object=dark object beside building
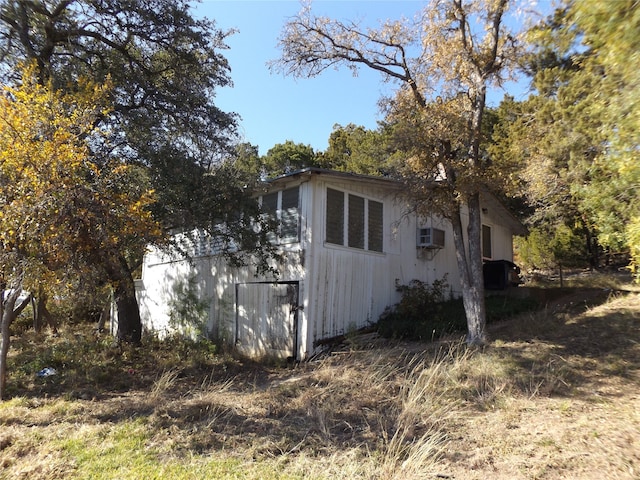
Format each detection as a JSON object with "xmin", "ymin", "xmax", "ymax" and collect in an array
[{"xmin": 483, "ymin": 260, "xmax": 522, "ymax": 290}]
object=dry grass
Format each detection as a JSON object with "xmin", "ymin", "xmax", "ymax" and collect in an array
[
  {"xmin": 439, "ymin": 288, "xmax": 640, "ymax": 479},
  {"xmin": 0, "ymin": 277, "xmax": 639, "ymax": 479}
]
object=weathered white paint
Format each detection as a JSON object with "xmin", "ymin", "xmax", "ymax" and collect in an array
[
  {"xmin": 135, "ymin": 169, "xmax": 524, "ymax": 360},
  {"xmin": 236, "ymin": 282, "xmax": 298, "ymax": 360}
]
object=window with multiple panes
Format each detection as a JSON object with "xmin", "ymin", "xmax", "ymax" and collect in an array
[
  {"xmin": 180, "ymin": 226, "xmax": 235, "ymax": 258},
  {"xmin": 482, "ymin": 224, "xmax": 492, "ymax": 259},
  {"xmin": 325, "ymin": 187, "xmax": 383, "ymax": 252},
  {"xmin": 261, "ymin": 187, "xmax": 300, "ymax": 244},
  {"xmin": 280, "ymin": 187, "xmax": 300, "ymax": 242}
]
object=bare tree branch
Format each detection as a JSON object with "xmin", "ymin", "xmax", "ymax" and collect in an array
[{"xmin": 272, "ymin": 0, "xmax": 523, "ymax": 345}]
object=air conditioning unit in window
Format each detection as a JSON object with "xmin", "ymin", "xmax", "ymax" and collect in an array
[{"xmin": 417, "ymin": 227, "xmax": 445, "ymax": 249}]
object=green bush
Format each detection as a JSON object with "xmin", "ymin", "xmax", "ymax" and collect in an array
[
  {"xmin": 377, "ymin": 278, "xmax": 539, "ymax": 341},
  {"xmin": 516, "ymin": 225, "xmax": 589, "ymax": 271}
]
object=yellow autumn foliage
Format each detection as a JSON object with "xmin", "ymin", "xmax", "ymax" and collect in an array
[{"xmin": 0, "ymin": 63, "xmax": 161, "ymax": 291}]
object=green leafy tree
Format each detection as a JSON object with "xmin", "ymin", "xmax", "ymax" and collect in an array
[
  {"xmin": 516, "ymin": 225, "xmax": 587, "ymax": 272},
  {"xmin": 569, "ymin": 0, "xmax": 640, "ymax": 276},
  {"xmin": 0, "ymin": 66, "xmax": 161, "ymax": 398},
  {"xmin": 231, "ymin": 142, "xmax": 263, "ymax": 182},
  {"xmin": 0, "ymin": 0, "xmax": 271, "ymax": 342},
  {"xmin": 321, "ymin": 123, "xmax": 390, "ymax": 175},
  {"xmin": 495, "ymin": 0, "xmax": 639, "ymax": 276},
  {"xmin": 272, "ymin": 0, "xmax": 522, "ymax": 345},
  {"xmin": 488, "ymin": 90, "xmax": 600, "ymax": 268},
  {"xmin": 262, "ymin": 140, "xmax": 321, "ymax": 178}
]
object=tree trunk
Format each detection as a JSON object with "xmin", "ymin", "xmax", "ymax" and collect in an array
[
  {"xmin": 31, "ymin": 295, "xmax": 39, "ymax": 332},
  {"xmin": 587, "ymin": 228, "xmax": 599, "ymax": 269},
  {"xmin": 34, "ymin": 288, "xmax": 57, "ymax": 335},
  {"xmin": 109, "ymin": 256, "xmax": 142, "ymax": 344},
  {"xmin": 465, "ymin": 193, "xmax": 487, "ymax": 344},
  {"xmin": 0, "ymin": 290, "xmax": 32, "ymax": 400},
  {"xmin": 96, "ymin": 298, "xmax": 110, "ymax": 333},
  {"xmin": 0, "ymin": 294, "xmax": 14, "ymax": 401},
  {"xmin": 450, "ymin": 194, "xmax": 487, "ymax": 346}
]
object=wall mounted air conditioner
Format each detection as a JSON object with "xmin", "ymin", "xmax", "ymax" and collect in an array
[{"xmin": 417, "ymin": 227, "xmax": 445, "ymax": 249}]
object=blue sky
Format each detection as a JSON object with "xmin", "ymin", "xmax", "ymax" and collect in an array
[{"xmin": 196, "ymin": 0, "xmax": 549, "ymax": 155}]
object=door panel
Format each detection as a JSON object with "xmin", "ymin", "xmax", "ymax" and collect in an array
[{"xmin": 236, "ymin": 282, "xmax": 298, "ymax": 360}]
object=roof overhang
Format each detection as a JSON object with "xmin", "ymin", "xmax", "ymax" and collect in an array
[
  {"xmin": 265, "ymin": 167, "xmax": 402, "ymax": 190},
  {"xmin": 262, "ymin": 168, "xmax": 527, "ymax": 236},
  {"xmin": 480, "ymin": 187, "xmax": 528, "ymax": 236}
]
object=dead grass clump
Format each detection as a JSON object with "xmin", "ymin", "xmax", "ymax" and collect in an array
[
  {"xmin": 235, "ymin": 349, "xmax": 457, "ymax": 478},
  {"xmin": 376, "ymin": 354, "xmax": 456, "ymax": 479},
  {"xmin": 268, "ymin": 351, "xmax": 402, "ymax": 447},
  {"xmin": 150, "ymin": 368, "xmax": 182, "ymax": 400},
  {"xmin": 1, "ymin": 284, "xmax": 638, "ymax": 479}
]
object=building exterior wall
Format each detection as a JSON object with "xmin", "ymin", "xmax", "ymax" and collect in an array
[
  {"xmin": 135, "ymin": 170, "xmax": 519, "ymax": 360},
  {"xmin": 137, "ymin": 175, "xmax": 310, "ymax": 358},
  {"xmin": 303, "ymin": 175, "xmax": 462, "ymax": 351}
]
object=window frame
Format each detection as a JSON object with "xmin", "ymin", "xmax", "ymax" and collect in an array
[
  {"xmin": 482, "ymin": 224, "xmax": 492, "ymax": 259},
  {"xmin": 325, "ymin": 187, "xmax": 384, "ymax": 253},
  {"xmin": 260, "ymin": 186, "xmax": 300, "ymax": 245}
]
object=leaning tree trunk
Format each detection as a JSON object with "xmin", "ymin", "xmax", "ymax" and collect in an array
[
  {"xmin": 450, "ymin": 194, "xmax": 487, "ymax": 345},
  {"xmin": 96, "ymin": 298, "xmax": 110, "ymax": 333},
  {"xmin": 0, "ymin": 293, "xmax": 15, "ymax": 400},
  {"xmin": 33, "ymin": 288, "xmax": 57, "ymax": 334},
  {"xmin": 0, "ymin": 289, "xmax": 32, "ymax": 400},
  {"xmin": 108, "ymin": 256, "xmax": 142, "ymax": 344}
]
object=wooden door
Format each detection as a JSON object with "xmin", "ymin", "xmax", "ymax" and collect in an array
[{"xmin": 235, "ymin": 282, "xmax": 299, "ymax": 360}]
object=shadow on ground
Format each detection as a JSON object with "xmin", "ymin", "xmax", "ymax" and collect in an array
[
  {"xmin": 3, "ymin": 287, "xmax": 639, "ymax": 459},
  {"xmin": 489, "ymin": 289, "xmax": 640, "ymax": 399}
]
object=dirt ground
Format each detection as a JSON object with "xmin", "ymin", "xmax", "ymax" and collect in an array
[
  {"xmin": 1, "ymin": 284, "xmax": 639, "ymax": 479},
  {"xmin": 437, "ymin": 289, "xmax": 640, "ymax": 479}
]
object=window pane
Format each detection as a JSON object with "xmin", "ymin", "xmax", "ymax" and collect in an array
[
  {"xmin": 281, "ymin": 187, "xmax": 299, "ymax": 210},
  {"xmin": 348, "ymin": 194, "xmax": 365, "ymax": 249},
  {"xmin": 368, "ymin": 200, "xmax": 383, "ymax": 252},
  {"xmin": 261, "ymin": 192, "xmax": 278, "ymax": 214},
  {"xmin": 195, "ymin": 231, "xmax": 208, "ymax": 257},
  {"xmin": 281, "ymin": 187, "xmax": 300, "ymax": 242},
  {"xmin": 482, "ymin": 224, "xmax": 492, "ymax": 259},
  {"xmin": 326, "ymin": 188, "xmax": 344, "ymax": 245},
  {"xmin": 261, "ymin": 192, "xmax": 278, "ymax": 244}
]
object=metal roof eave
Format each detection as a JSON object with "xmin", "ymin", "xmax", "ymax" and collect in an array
[{"xmin": 261, "ymin": 168, "xmax": 527, "ymax": 236}]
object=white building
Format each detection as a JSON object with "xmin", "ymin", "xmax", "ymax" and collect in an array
[{"xmin": 135, "ymin": 168, "xmax": 525, "ymax": 360}]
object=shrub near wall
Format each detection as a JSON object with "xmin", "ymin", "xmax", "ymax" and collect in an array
[
  {"xmin": 377, "ymin": 278, "xmax": 458, "ymax": 341},
  {"xmin": 377, "ymin": 278, "xmax": 538, "ymax": 341}
]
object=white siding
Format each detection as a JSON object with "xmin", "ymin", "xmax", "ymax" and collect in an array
[
  {"xmin": 303, "ymin": 177, "xmax": 464, "ymax": 349},
  {"xmin": 481, "ymin": 207, "xmax": 515, "ymax": 262},
  {"xmin": 236, "ymin": 282, "xmax": 298, "ymax": 360},
  {"xmin": 136, "ymin": 170, "xmax": 520, "ymax": 360},
  {"xmin": 138, "ymin": 178, "xmax": 309, "ymax": 358}
]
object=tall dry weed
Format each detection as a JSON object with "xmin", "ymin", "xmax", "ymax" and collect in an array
[
  {"xmin": 376, "ymin": 347, "xmax": 468, "ymax": 479},
  {"xmin": 150, "ymin": 368, "xmax": 181, "ymax": 400}
]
